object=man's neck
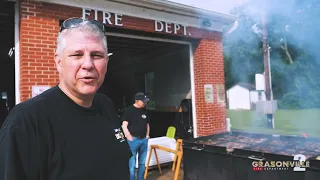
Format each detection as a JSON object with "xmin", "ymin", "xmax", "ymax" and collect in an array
[{"xmin": 58, "ymin": 83, "xmax": 94, "ymax": 108}]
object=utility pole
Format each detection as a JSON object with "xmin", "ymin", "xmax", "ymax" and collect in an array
[
  {"xmin": 262, "ymin": 13, "xmax": 271, "ymax": 101},
  {"xmin": 261, "ymin": 11, "xmax": 274, "ymax": 129}
]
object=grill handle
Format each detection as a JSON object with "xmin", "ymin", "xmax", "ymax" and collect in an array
[
  {"xmin": 191, "ymin": 146, "xmax": 204, "ymax": 151},
  {"xmin": 248, "ymin": 155, "xmax": 265, "ymax": 161}
]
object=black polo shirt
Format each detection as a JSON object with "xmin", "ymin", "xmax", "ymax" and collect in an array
[
  {"xmin": 0, "ymin": 85, "xmax": 132, "ymax": 180},
  {"xmin": 121, "ymin": 105, "xmax": 149, "ymax": 137}
]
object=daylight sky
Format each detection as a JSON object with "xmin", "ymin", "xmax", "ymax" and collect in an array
[{"xmin": 168, "ymin": 0, "xmax": 248, "ymax": 14}]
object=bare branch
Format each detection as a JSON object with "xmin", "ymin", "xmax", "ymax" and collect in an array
[{"xmin": 281, "ymin": 36, "xmax": 294, "ymax": 64}]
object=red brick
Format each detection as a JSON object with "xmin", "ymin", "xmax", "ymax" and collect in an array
[{"xmin": 193, "ymin": 38, "xmax": 226, "ymax": 136}]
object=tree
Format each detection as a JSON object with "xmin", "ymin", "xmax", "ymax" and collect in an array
[{"xmin": 223, "ymin": 0, "xmax": 320, "ymax": 109}]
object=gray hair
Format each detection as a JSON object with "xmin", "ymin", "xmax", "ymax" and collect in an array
[{"xmin": 55, "ymin": 21, "xmax": 108, "ymax": 57}]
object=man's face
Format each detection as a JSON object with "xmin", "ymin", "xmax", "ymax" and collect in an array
[
  {"xmin": 136, "ymin": 100, "xmax": 146, "ymax": 108},
  {"xmin": 55, "ymin": 30, "xmax": 108, "ymax": 96}
]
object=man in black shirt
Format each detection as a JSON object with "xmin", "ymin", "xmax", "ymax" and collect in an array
[
  {"xmin": 122, "ymin": 92, "xmax": 150, "ymax": 180},
  {"xmin": 0, "ymin": 18, "xmax": 132, "ymax": 180}
]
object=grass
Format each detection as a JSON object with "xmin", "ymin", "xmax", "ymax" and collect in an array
[{"xmin": 227, "ymin": 109, "xmax": 320, "ymax": 137}]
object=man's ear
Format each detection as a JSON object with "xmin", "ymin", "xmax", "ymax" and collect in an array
[{"xmin": 54, "ymin": 53, "xmax": 62, "ymax": 73}]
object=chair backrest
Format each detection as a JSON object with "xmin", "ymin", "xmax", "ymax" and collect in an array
[{"xmin": 166, "ymin": 126, "xmax": 176, "ymax": 138}]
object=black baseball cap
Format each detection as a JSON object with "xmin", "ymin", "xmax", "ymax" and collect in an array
[{"xmin": 135, "ymin": 92, "xmax": 150, "ymax": 103}]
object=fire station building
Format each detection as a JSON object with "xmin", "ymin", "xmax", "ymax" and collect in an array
[{"xmin": 0, "ymin": 0, "xmax": 236, "ymax": 137}]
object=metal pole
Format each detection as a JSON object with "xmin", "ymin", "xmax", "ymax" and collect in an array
[
  {"xmin": 261, "ymin": 11, "xmax": 274, "ymax": 129},
  {"xmin": 268, "ymin": 45, "xmax": 275, "ymax": 129},
  {"xmin": 267, "ymin": 46, "xmax": 273, "ymax": 100},
  {"xmin": 262, "ymin": 14, "xmax": 271, "ymax": 101}
]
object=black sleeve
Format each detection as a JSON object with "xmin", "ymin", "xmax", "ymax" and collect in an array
[
  {"xmin": 146, "ymin": 110, "xmax": 150, "ymax": 124},
  {"xmin": 0, "ymin": 107, "xmax": 47, "ymax": 180},
  {"xmin": 121, "ymin": 108, "xmax": 131, "ymax": 123}
]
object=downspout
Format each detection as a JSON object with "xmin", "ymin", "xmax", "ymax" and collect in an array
[{"xmin": 14, "ymin": 0, "xmax": 21, "ymax": 104}]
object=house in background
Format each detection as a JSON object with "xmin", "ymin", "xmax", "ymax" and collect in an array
[{"xmin": 226, "ymin": 83, "xmax": 266, "ymax": 110}]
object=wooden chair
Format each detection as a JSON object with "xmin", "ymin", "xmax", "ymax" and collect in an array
[{"xmin": 144, "ymin": 139, "xmax": 183, "ymax": 180}]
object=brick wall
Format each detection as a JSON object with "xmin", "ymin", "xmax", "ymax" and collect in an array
[
  {"xmin": 20, "ymin": 0, "xmax": 226, "ymax": 136},
  {"xmin": 193, "ymin": 37, "xmax": 227, "ymax": 136},
  {"xmin": 20, "ymin": 1, "xmax": 81, "ymax": 101}
]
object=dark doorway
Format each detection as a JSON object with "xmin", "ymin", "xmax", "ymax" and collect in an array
[
  {"xmin": 98, "ymin": 33, "xmax": 193, "ymax": 138},
  {"xmin": 0, "ymin": 1, "xmax": 15, "ymax": 128}
]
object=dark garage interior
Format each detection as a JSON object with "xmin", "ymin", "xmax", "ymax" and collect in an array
[
  {"xmin": 99, "ymin": 34, "xmax": 194, "ymax": 138},
  {"xmin": 0, "ymin": 1, "xmax": 15, "ymax": 128}
]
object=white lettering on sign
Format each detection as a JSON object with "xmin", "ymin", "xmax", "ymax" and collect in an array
[
  {"xmin": 114, "ymin": 14, "xmax": 123, "ymax": 26},
  {"xmin": 293, "ymin": 154, "xmax": 308, "ymax": 172},
  {"xmin": 82, "ymin": 8, "xmax": 190, "ymax": 35},
  {"xmin": 82, "ymin": 8, "xmax": 123, "ymax": 27},
  {"xmin": 102, "ymin": 12, "xmax": 112, "ymax": 24},
  {"xmin": 32, "ymin": 85, "xmax": 51, "ymax": 98},
  {"xmin": 154, "ymin": 20, "xmax": 190, "ymax": 36}
]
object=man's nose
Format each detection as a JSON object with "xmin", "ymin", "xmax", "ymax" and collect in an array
[{"xmin": 81, "ymin": 54, "xmax": 94, "ymax": 69}]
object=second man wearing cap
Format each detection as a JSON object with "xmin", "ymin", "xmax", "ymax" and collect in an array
[{"xmin": 121, "ymin": 92, "xmax": 150, "ymax": 180}]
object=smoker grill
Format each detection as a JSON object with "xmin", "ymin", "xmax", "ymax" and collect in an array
[{"xmin": 183, "ymin": 131, "xmax": 320, "ymax": 180}]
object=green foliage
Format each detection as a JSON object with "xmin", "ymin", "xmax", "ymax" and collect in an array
[{"xmin": 224, "ymin": 0, "xmax": 320, "ymax": 109}]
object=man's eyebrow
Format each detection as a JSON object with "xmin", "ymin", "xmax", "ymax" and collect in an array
[
  {"xmin": 70, "ymin": 50, "xmax": 83, "ymax": 54},
  {"xmin": 91, "ymin": 51, "xmax": 105, "ymax": 55}
]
